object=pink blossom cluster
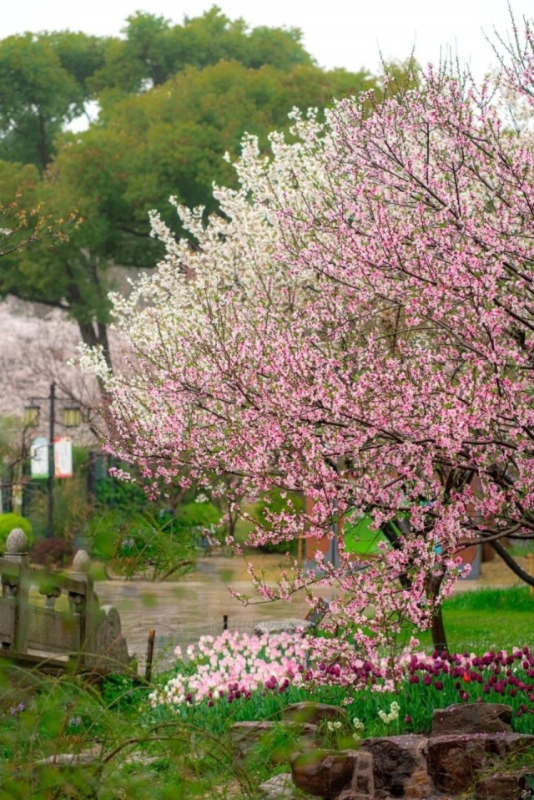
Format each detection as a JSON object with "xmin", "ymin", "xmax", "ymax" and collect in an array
[{"xmin": 150, "ymin": 630, "xmax": 311, "ymax": 707}]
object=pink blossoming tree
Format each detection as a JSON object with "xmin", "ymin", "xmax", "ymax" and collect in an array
[{"xmin": 83, "ymin": 18, "xmax": 534, "ymax": 659}]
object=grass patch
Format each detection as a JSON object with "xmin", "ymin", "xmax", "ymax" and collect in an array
[
  {"xmin": 412, "ymin": 587, "xmax": 534, "ymax": 653},
  {"xmin": 445, "ymin": 586, "xmax": 534, "ymax": 612}
]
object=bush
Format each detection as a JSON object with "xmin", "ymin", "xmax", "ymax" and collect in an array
[
  {"xmin": 173, "ymin": 501, "xmax": 222, "ymax": 535},
  {"xmin": 253, "ymin": 490, "xmax": 304, "ymax": 554},
  {"xmin": 30, "ymin": 537, "xmax": 73, "ymax": 568},
  {"xmin": 85, "ymin": 507, "xmax": 202, "ymax": 580},
  {"xmin": 0, "ymin": 513, "xmax": 33, "ymax": 553}
]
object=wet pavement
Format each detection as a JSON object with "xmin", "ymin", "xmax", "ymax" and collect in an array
[
  {"xmin": 94, "ymin": 553, "xmax": 333, "ymax": 661},
  {"xmin": 93, "ymin": 551, "xmax": 531, "ymax": 665}
]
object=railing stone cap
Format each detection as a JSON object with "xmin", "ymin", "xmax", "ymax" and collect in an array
[
  {"xmin": 6, "ymin": 528, "xmax": 29, "ymax": 554},
  {"xmin": 72, "ymin": 549, "xmax": 91, "ymax": 574}
]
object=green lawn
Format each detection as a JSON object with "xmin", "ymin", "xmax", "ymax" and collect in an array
[{"xmin": 417, "ymin": 587, "xmax": 534, "ymax": 652}]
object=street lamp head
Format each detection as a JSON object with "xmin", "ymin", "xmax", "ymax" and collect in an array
[
  {"xmin": 23, "ymin": 403, "xmax": 40, "ymax": 427},
  {"xmin": 63, "ymin": 405, "xmax": 80, "ymax": 428}
]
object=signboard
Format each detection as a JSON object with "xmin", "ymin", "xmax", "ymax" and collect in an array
[
  {"xmin": 54, "ymin": 437, "xmax": 73, "ymax": 478},
  {"xmin": 30, "ymin": 436, "xmax": 49, "ymax": 479}
]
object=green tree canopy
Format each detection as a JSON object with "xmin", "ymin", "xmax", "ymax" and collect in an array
[
  {"xmin": 91, "ymin": 6, "xmax": 313, "ymax": 98},
  {"xmin": 0, "ymin": 32, "xmax": 106, "ymax": 171},
  {"xmin": 0, "ymin": 6, "xmax": 417, "ymax": 365},
  {"xmin": 49, "ymin": 59, "xmax": 378, "ymax": 269}
]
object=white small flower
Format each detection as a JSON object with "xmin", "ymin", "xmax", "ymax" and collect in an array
[{"xmin": 327, "ymin": 721, "xmax": 341, "ymax": 732}]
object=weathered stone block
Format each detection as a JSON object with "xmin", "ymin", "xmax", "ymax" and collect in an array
[
  {"xmin": 231, "ymin": 721, "xmax": 276, "ymax": 759},
  {"xmin": 427, "ymin": 732, "xmax": 534, "ymax": 794},
  {"xmin": 361, "ymin": 734, "xmax": 431, "ymax": 799},
  {"xmin": 283, "ymin": 702, "xmax": 347, "ymax": 727},
  {"xmin": 259, "ymin": 772, "xmax": 302, "ymax": 799},
  {"xmin": 231, "ymin": 720, "xmax": 318, "ymax": 762},
  {"xmin": 254, "ymin": 619, "xmax": 312, "ymax": 636},
  {"xmin": 431, "ymin": 702, "xmax": 512, "ymax": 736},
  {"xmin": 291, "ymin": 749, "xmax": 358, "ymax": 798},
  {"xmin": 475, "ymin": 771, "xmax": 534, "ymax": 800}
]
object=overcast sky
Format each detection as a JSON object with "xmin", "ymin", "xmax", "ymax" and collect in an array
[{"xmin": 1, "ymin": 1, "xmax": 533, "ymax": 80}]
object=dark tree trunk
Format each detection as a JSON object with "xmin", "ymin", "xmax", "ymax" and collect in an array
[
  {"xmin": 430, "ymin": 605, "xmax": 448, "ymax": 652},
  {"xmin": 427, "ymin": 573, "xmax": 448, "ymax": 652}
]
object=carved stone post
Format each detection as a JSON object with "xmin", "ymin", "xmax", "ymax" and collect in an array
[
  {"xmin": 4, "ymin": 529, "xmax": 30, "ymax": 653},
  {"xmin": 69, "ymin": 550, "xmax": 96, "ymax": 668}
]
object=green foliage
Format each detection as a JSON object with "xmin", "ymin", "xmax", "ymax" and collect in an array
[
  {"xmin": 0, "ymin": 34, "xmax": 92, "ymax": 171},
  {"xmin": 0, "ymin": 513, "xmax": 33, "ymax": 552},
  {"xmin": 95, "ymin": 472, "xmax": 149, "ymax": 512},
  {"xmin": 28, "ymin": 475, "xmax": 92, "ymax": 541},
  {"xmin": 253, "ymin": 489, "xmax": 304, "ymax": 553},
  {"xmin": 0, "ymin": 666, "xmax": 246, "ymax": 799},
  {"xmin": 173, "ymin": 501, "xmax": 222, "ymax": 534},
  {"xmin": 86, "ymin": 507, "xmax": 202, "ymax": 580},
  {"xmin": 91, "ymin": 7, "xmax": 313, "ymax": 96}
]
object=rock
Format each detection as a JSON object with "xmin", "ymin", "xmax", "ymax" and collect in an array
[
  {"xmin": 475, "ymin": 771, "xmax": 534, "ymax": 800},
  {"xmin": 427, "ymin": 732, "xmax": 534, "ymax": 795},
  {"xmin": 283, "ymin": 702, "xmax": 347, "ymax": 727},
  {"xmin": 37, "ymin": 753, "xmax": 99, "ymax": 766},
  {"xmin": 431, "ymin": 702, "xmax": 512, "ymax": 736},
  {"xmin": 337, "ymin": 751, "xmax": 375, "ymax": 800},
  {"xmin": 291, "ymin": 749, "xmax": 359, "ymax": 798},
  {"xmin": 259, "ymin": 772, "xmax": 302, "ymax": 799},
  {"xmin": 34, "ymin": 752, "xmax": 102, "ymax": 799},
  {"xmin": 231, "ymin": 721, "xmax": 275, "ymax": 759},
  {"xmin": 231, "ymin": 720, "xmax": 317, "ymax": 762},
  {"xmin": 361, "ymin": 735, "xmax": 432, "ymax": 799},
  {"xmin": 254, "ymin": 619, "xmax": 312, "ymax": 636}
]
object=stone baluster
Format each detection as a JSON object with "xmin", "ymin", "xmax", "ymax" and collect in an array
[
  {"xmin": 40, "ymin": 585, "xmax": 62, "ymax": 609},
  {"xmin": 68, "ymin": 549, "xmax": 91, "ymax": 607}
]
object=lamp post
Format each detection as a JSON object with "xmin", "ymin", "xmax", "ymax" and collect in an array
[{"xmin": 24, "ymin": 382, "xmax": 80, "ymax": 539}]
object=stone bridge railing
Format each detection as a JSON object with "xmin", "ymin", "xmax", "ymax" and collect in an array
[{"xmin": 0, "ymin": 528, "xmax": 130, "ymax": 673}]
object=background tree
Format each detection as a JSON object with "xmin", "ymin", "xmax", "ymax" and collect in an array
[
  {"xmin": 0, "ymin": 9, "xmax": 400, "ymax": 365},
  {"xmin": 89, "ymin": 19, "xmax": 534, "ymax": 660},
  {"xmin": 0, "ymin": 32, "xmax": 106, "ymax": 171},
  {"xmin": 90, "ymin": 7, "xmax": 313, "ymax": 97}
]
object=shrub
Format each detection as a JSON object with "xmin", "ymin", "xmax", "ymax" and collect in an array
[
  {"xmin": 173, "ymin": 501, "xmax": 222, "ymax": 535},
  {"xmin": 0, "ymin": 513, "xmax": 33, "ymax": 553},
  {"xmin": 30, "ymin": 537, "xmax": 73, "ymax": 568},
  {"xmin": 253, "ymin": 490, "xmax": 304, "ymax": 554},
  {"xmin": 85, "ymin": 507, "xmax": 201, "ymax": 580}
]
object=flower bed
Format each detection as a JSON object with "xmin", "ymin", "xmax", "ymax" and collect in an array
[{"xmin": 150, "ymin": 633, "xmax": 534, "ymax": 736}]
